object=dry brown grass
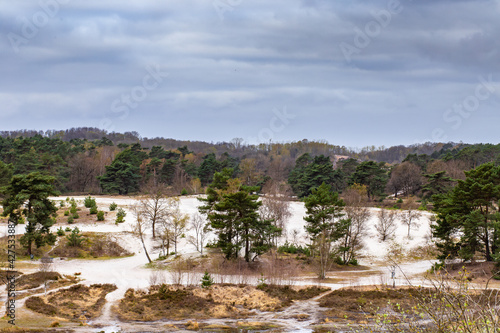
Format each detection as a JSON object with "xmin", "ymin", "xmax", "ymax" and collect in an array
[
  {"xmin": 0, "ymin": 270, "xmax": 22, "ymax": 285},
  {"xmin": 256, "ymin": 285, "xmax": 329, "ymax": 308},
  {"xmin": 0, "ymin": 328, "xmax": 62, "ymax": 332},
  {"xmin": 193, "ymin": 285, "xmax": 281, "ymax": 312},
  {"xmin": 406, "ymin": 243, "xmax": 438, "ymax": 261},
  {"xmin": 25, "ymin": 283, "xmax": 117, "ymax": 321},
  {"xmin": 0, "ymin": 234, "xmax": 52, "ymax": 260},
  {"xmin": 116, "ymin": 285, "xmax": 224, "ymax": 321},
  {"xmin": 15, "ymin": 271, "xmax": 62, "ymax": 290},
  {"xmin": 439, "ymin": 261, "xmax": 500, "ymax": 284},
  {"xmin": 14, "ymin": 272, "xmax": 80, "ymax": 300},
  {"xmin": 116, "ymin": 283, "xmax": 327, "ymax": 322},
  {"xmin": 319, "ymin": 286, "xmax": 418, "ymax": 323}
]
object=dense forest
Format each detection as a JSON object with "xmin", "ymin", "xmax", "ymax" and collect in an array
[{"xmin": 0, "ymin": 127, "xmax": 499, "ymax": 200}]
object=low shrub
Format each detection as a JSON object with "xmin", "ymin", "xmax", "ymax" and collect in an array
[
  {"xmin": 84, "ymin": 196, "xmax": 96, "ymax": 208},
  {"xmin": 116, "ymin": 208, "xmax": 126, "ymax": 223},
  {"xmin": 25, "ymin": 296, "xmax": 58, "ymax": 316},
  {"xmin": 67, "ymin": 228, "xmax": 85, "ymax": 247},
  {"xmin": 200, "ymin": 271, "xmax": 214, "ymax": 289},
  {"xmin": 16, "ymin": 271, "xmax": 62, "ymax": 290},
  {"xmin": 90, "ymin": 206, "xmax": 98, "ymax": 215},
  {"xmin": 278, "ymin": 242, "xmax": 310, "ymax": 256},
  {"xmin": 334, "ymin": 256, "xmax": 359, "ymax": 266}
]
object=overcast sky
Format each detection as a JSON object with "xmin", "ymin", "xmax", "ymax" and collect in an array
[{"xmin": 1, "ymin": 0, "xmax": 499, "ymax": 148}]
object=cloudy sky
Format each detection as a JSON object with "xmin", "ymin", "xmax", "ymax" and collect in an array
[{"xmin": 1, "ymin": 0, "xmax": 499, "ymax": 148}]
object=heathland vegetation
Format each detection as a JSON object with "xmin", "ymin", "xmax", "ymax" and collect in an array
[{"xmin": 2, "ymin": 128, "xmax": 500, "ymax": 331}]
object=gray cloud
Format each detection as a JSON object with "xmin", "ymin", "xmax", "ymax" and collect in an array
[{"xmin": 0, "ymin": 0, "xmax": 499, "ymax": 147}]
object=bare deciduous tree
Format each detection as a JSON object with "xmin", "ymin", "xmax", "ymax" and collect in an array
[
  {"xmin": 166, "ymin": 197, "xmax": 188, "ymax": 253},
  {"xmin": 187, "ymin": 213, "xmax": 210, "ymax": 255},
  {"xmin": 387, "ymin": 162, "xmax": 423, "ymax": 197},
  {"xmin": 131, "ymin": 204, "xmax": 152, "ymax": 263},
  {"xmin": 400, "ymin": 207, "xmax": 421, "ymax": 239},
  {"xmin": 138, "ymin": 185, "xmax": 170, "ymax": 238},
  {"xmin": 148, "ymin": 269, "xmax": 166, "ymax": 287},
  {"xmin": 172, "ymin": 165, "xmax": 189, "ymax": 194},
  {"xmin": 189, "ymin": 178, "xmax": 202, "ymax": 194},
  {"xmin": 342, "ymin": 206, "xmax": 371, "ymax": 264},
  {"xmin": 341, "ymin": 185, "xmax": 371, "ymax": 264},
  {"xmin": 427, "ymin": 159, "xmax": 467, "ymax": 181},
  {"xmin": 230, "ymin": 137, "xmax": 244, "ymax": 150},
  {"xmin": 39, "ymin": 256, "xmax": 53, "ymax": 296},
  {"xmin": 156, "ymin": 217, "xmax": 173, "ymax": 257},
  {"xmin": 168, "ymin": 258, "xmax": 194, "ymax": 286},
  {"xmin": 259, "ymin": 181, "xmax": 292, "ymax": 246},
  {"xmin": 67, "ymin": 146, "xmax": 117, "ymax": 193},
  {"xmin": 67, "ymin": 153, "xmax": 98, "ymax": 193},
  {"xmin": 375, "ymin": 209, "xmax": 398, "ymax": 242},
  {"xmin": 239, "ymin": 158, "xmax": 262, "ymax": 186}
]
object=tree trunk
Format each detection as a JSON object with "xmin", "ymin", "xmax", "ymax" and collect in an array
[
  {"xmin": 485, "ymin": 225, "xmax": 492, "ymax": 261},
  {"xmin": 492, "ymin": 228, "xmax": 498, "ymax": 257},
  {"xmin": 140, "ymin": 234, "xmax": 152, "ymax": 263},
  {"xmin": 142, "ymin": 239, "xmax": 152, "ymax": 263},
  {"xmin": 27, "ymin": 239, "xmax": 32, "ymax": 256},
  {"xmin": 245, "ymin": 228, "xmax": 250, "ymax": 262}
]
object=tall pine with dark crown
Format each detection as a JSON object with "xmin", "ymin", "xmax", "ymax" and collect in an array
[
  {"xmin": 199, "ymin": 168, "xmax": 278, "ymax": 262},
  {"xmin": 349, "ymin": 161, "xmax": 388, "ymax": 200},
  {"xmin": 304, "ymin": 182, "xmax": 350, "ymax": 279},
  {"xmin": 2, "ymin": 172, "xmax": 58, "ymax": 255},
  {"xmin": 288, "ymin": 154, "xmax": 337, "ymax": 198},
  {"xmin": 432, "ymin": 163, "xmax": 500, "ymax": 261}
]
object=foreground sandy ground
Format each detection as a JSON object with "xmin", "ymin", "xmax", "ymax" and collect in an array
[{"xmin": 1, "ymin": 195, "xmax": 437, "ymax": 332}]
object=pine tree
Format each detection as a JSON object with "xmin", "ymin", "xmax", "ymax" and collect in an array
[
  {"xmin": 98, "ymin": 147, "xmax": 147, "ymax": 194},
  {"xmin": 288, "ymin": 154, "xmax": 337, "ymax": 198},
  {"xmin": 350, "ymin": 161, "xmax": 388, "ymax": 200},
  {"xmin": 0, "ymin": 160, "xmax": 13, "ymax": 191},
  {"xmin": 1, "ymin": 172, "xmax": 58, "ymax": 255},
  {"xmin": 422, "ymin": 171, "xmax": 455, "ymax": 201},
  {"xmin": 199, "ymin": 169, "xmax": 278, "ymax": 262},
  {"xmin": 198, "ymin": 153, "xmax": 221, "ymax": 186},
  {"xmin": 200, "ymin": 270, "xmax": 214, "ymax": 289},
  {"xmin": 304, "ymin": 182, "xmax": 350, "ymax": 279},
  {"xmin": 432, "ymin": 163, "xmax": 500, "ymax": 261},
  {"xmin": 66, "ymin": 227, "xmax": 85, "ymax": 247}
]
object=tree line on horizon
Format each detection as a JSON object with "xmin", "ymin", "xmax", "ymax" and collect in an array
[{"xmin": 0, "ymin": 128, "xmax": 499, "ymax": 199}]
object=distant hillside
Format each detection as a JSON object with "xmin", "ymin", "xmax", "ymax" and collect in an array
[
  {"xmin": 1, "ymin": 127, "xmax": 499, "ymax": 196},
  {"xmin": 0, "ymin": 127, "xmax": 480, "ymax": 164}
]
